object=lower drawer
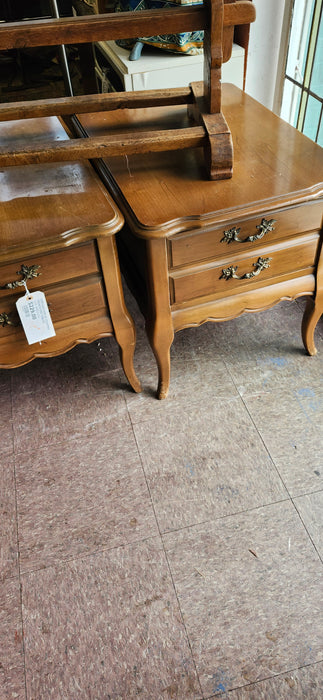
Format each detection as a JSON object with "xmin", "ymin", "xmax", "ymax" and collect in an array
[
  {"xmin": 0, "ymin": 276, "xmax": 107, "ymax": 343},
  {"xmin": 170, "ymin": 234, "xmax": 319, "ymax": 305}
]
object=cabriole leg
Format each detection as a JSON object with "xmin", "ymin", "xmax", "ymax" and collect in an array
[
  {"xmin": 301, "ymin": 296, "xmax": 322, "ymax": 356},
  {"xmin": 145, "ymin": 238, "xmax": 174, "ymax": 399},
  {"xmin": 97, "ymin": 236, "xmax": 141, "ymax": 393}
]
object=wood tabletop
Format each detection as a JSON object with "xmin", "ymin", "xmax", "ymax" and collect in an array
[
  {"xmin": 79, "ymin": 85, "xmax": 323, "ymax": 237},
  {"xmin": 0, "ymin": 116, "xmax": 123, "ymax": 261}
]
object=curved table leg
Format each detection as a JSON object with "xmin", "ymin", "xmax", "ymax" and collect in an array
[
  {"xmin": 119, "ymin": 343, "xmax": 141, "ymax": 393},
  {"xmin": 146, "ymin": 323, "xmax": 172, "ymax": 399},
  {"xmin": 301, "ymin": 296, "xmax": 322, "ymax": 356},
  {"xmin": 97, "ymin": 236, "xmax": 141, "ymax": 393},
  {"xmin": 145, "ymin": 238, "xmax": 174, "ymax": 399}
]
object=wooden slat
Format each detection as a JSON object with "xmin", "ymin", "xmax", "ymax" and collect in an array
[
  {"xmin": 0, "ymin": 3, "xmax": 255, "ymax": 51},
  {"xmin": 0, "ymin": 128, "xmax": 207, "ymax": 167},
  {"xmin": 0, "ymin": 88, "xmax": 193, "ymax": 122},
  {"xmin": 0, "ymin": 7, "xmax": 206, "ymax": 50}
]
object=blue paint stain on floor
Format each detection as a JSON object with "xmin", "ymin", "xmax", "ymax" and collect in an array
[
  {"xmin": 258, "ymin": 356, "xmax": 289, "ymax": 368},
  {"xmin": 211, "ymin": 669, "xmax": 231, "ymax": 694},
  {"xmin": 293, "ymin": 387, "xmax": 322, "ymax": 422},
  {"xmin": 184, "ymin": 462, "xmax": 195, "ymax": 478},
  {"xmin": 216, "ymin": 485, "xmax": 239, "ymax": 503},
  {"xmin": 257, "ymin": 356, "xmax": 290, "ymax": 386},
  {"xmin": 216, "ymin": 682, "xmax": 226, "ymax": 692},
  {"xmin": 297, "ymin": 388, "xmax": 315, "ymax": 397},
  {"xmin": 268, "ymin": 356, "xmax": 289, "ymax": 367}
]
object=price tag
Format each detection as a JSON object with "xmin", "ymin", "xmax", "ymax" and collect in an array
[{"xmin": 16, "ymin": 291, "xmax": 56, "ymax": 345}]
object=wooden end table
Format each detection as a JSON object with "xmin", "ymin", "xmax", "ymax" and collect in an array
[
  {"xmin": 78, "ymin": 84, "xmax": 323, "ymax": 399},
  {"xmin": 0, "ymin": 115, "xmax": 141, "ymax": 393}
]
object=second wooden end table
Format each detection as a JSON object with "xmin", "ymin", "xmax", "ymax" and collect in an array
[{"xmin": 78, "ymin": 84, "xmax": 323, "ymax": 399}]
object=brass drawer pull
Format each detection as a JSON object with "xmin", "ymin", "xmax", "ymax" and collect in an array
[
  {"xmin": 0, "ymin": 312, "xmax": 15, "ymax": 327},
  {"xmin": 220, "ymin": 256, "xmax": 272, "ymax": 280},
  {"xmin": 221, "ymin": 218, "xmax": 277, "ymax": 244},
  {"xmin": 2, "ymin": 264, "xmax": 41, "ymax": 290}
]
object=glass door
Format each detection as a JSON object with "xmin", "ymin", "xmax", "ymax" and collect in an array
[{"xmin": 280, "ymin": 0, "xmax": 323, "ymax": 145}]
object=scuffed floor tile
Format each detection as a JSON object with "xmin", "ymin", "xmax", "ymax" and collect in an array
[
  {"xmin": 15, "ymin": 427, "xmax": 158, "ymax": 573},
  {"xmin": 125, "ymin": 323, "xmax": 238, "ymax": 416},
  {"xmin": 206, "ymin": 301, "xmax": 307, "ymax": 365},
  {"xmin": 10, "ymin": 339, "xmax": 124, "ymax": 398},
  {"xmin": 163, "ymin": 501, "xmax": 323, "ymax": 697},
  {"xmin": 22, "ymin": 538, "xmax": 202, "ymax": 700},
  {"xmin": 0, "ymin": 369, "xmax": 12, "ymax": 392},
  {"xmin": 293, "ymin": 490, "xmax": 323, "ymax": 559},
  {"xmin": 273, "ymin": 449, "xmax": 323, "ymax": 498},
  {"xmin": 0, "ymin": 578, "xmax": 25, "ymax": 700},
  {"xmin": 242, "ymin": 385, "xmax": 323, "ymax": 460},
  {"xmin": 134, "ymin": 397, "xmax": 287, "ymax": 532},
  {"xmin": 11, "ymin": 376, "xmax": 129, "ymax": 453},
  {"xmin": 224, "ymin": 661, "xmax": 323, "ymax": 699},
  {"xmin": 0, "ymin": 455, "xmax": 18, "ymax": 582},
  {"xmin": 229, "ymin": 351, "xmax": 323, "ymax": 398},
  {"xmin": 0, "ymin": 394, "xmax": 14, "ymax": 457}
]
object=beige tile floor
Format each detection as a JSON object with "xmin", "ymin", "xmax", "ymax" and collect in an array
[{"xmin": 1, "ymin": 293, "xmax": 322, "ymax": 699}]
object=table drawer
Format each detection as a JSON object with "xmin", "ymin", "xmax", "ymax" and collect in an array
[
  {"xmin": 0, "ymin": 242, "xmax": 99, "ymax": 297},
  {"xmin": 0, "ymin": 277, "xmax": 107, "ymax": 341},
  {"xmin": 170, "ymin": 234, "xmax": 319, "ymax": 305},
  {"xmin": 169, "ymin": 200, "xmax": 323, "ymax": 269}
]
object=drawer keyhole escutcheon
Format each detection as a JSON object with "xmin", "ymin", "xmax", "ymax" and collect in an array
[
  {"xmin": 221, "ymin": 218, "xmax": 277, "ymax": 244},
  {"xmin": 0, "ymin": 312, "xmax": 15, "ymax": 327},
  {"xmin": 220, "ymin": 257, "xmax": 272, "ymax": 281},
  {"xmin": 2, "ymin": 264, "xmax": 41, "ymax": 290}
]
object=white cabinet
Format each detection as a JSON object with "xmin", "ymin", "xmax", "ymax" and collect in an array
[{"xmin": 95, "ymin": 40, "xmax": 245, "ymax": 92}]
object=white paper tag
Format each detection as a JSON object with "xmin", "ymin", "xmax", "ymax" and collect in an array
[{"xmin": 16, "ymin": 291, "xmax": 56, "ymax": 345}]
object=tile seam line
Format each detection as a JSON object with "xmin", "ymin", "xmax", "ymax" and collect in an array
[
  {"xmin": 160, "ymin": 496, "xmax": 292, "ymax": 537},
  {"xmin": 10, "ymin": 368, "xmax": 27, "ymax": 697},
  {"xmin": 9, "ymin": 367, "xmax": 123, "ymax": 399},
  {"xmin": 15, "ymin": 378, "xmax": 160, "ymax": 579},
  {"xmin": 127, "ymin": 391, "xmax": 241, "ymax": 426},
  {"xmin": 222, "ymin": 356, "xmax": 293, "ymax": 499},
  {"xmin": 289, "ymin": 485, "xmax": 323, "ymax": 499},
  {"xmin": 208, "ymin": 658, "xmax": 323, "ymax": 698},
  {"xmin": 18, "ymin": 531, "xmax": 161, "ymax": 578},
  {"xmin": 128, "ymin": 413, "xmax": 205, "ymax": 699},
  {"xmin": 17, "ymin": 496, "xmax": 292, "ymax": 579},
  {"xmin": 291, "ymin": 497, "xmax": 323, "ymax": 565},
  {"xmin": 12, "ymin": 450, "xmax": 28, "ymax": 700},
  {"xmin": 11, "ymin": 418, "xmax": 134, "ymax": 456}
]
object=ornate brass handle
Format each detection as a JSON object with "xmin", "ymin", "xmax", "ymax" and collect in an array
[
  {"xmin": 0, "ymin": 312, "xmax": 15, "ymax": 327},
  {"xmin": 221, "ymin": 218, "xmax": 277, "ymax": 244},
  {"xmin": 1, "ymin": 264, "xmax": 41, "ymax": 290},
  {"xmin": 220, "ymin": 256, "xmax": 272, "ymax": 281}
]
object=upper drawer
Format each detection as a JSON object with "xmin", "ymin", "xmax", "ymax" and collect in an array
[
  {"xmin": 169, "ymin": 200, "xmax": 323, "ymax": 269},
  {"xmin": 0, "ymin": 242, "xmax": 99, "ymax": 297}
]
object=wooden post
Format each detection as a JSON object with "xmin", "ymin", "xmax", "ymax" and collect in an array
[{"xmin": 203, "ymin": 0, "xmax": 223, "ymax": 115}]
